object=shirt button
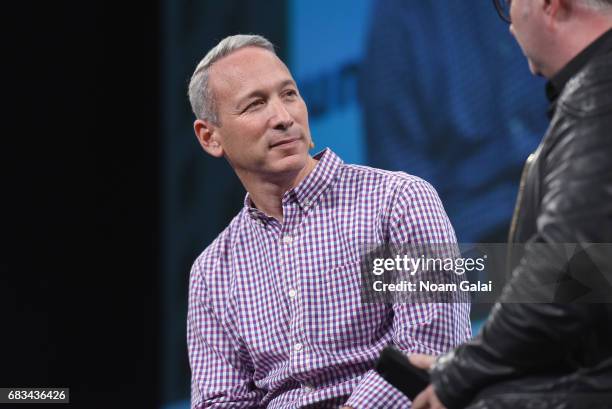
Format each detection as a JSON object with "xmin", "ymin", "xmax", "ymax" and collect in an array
[
  {"xmin": 288, "ymin": 289, "xmax": 297, "ymax": 299},
  {"xmin": 302, "ymin": 384, "xmax": 314, "ymax": 393},
  {"xmin": 294, "ymin": 342, "xmax": 303, "ymax": 352},
  {"xmin": 303, "ymin": 200, "xmax": 311, "ymax": 208},
  {"xmin": 282, "ymin": 235, "xmax": 293, "ymax": 244}
]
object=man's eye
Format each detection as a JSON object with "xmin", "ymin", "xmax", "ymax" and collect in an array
[
  {"xmin": 245, "ymin": 100, "xmax": 264, "ymax": 111},
  {"xmin": 283, "ymin": 90, "xmax": 297, "ymax": 98}
]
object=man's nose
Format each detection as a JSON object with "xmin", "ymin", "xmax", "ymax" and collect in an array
[{"xmin": 270, "ymin": 99, "xmax": 294, "ymax": 130}]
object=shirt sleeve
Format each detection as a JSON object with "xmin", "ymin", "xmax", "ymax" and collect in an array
[
  {"xmin": 344, "ymin": 370, "xmax": 411, "ymax": 408},
  {"xmin": 345, "ymin": 180, "xmax": 472, "ymax": 408},
  {"xmin": 188, "ymin": 257, "xmax": 264, "ymax": 409}
]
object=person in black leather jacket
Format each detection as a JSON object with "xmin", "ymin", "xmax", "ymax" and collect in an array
[{"xmin": 406, "ymin": 1, "xmax": 612, "ymax": 408}]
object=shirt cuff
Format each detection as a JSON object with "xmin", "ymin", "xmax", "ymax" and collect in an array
[{"xmin": 344, "ymin": 370, "xmax": 411, "ymax": 409}]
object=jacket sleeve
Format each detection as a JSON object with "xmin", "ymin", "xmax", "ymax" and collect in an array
[{"xmin": 430, "ymin": 67, "xmax": 612, "ymax": 409}]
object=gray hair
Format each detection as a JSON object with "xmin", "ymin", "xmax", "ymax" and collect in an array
[
  {"xmin": 579, "ymin": 0, "xmax": 612, "ymax": 10},
  {"xmin": 188, "ymin": 34, "xmax": 276, "ymax": 125}
]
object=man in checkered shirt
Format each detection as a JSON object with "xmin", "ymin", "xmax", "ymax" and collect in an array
[{"xmin": 186, "ymin": 34, "xmax": 471, "ymax": 409}]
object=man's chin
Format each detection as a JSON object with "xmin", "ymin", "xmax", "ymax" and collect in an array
[
  {"xmin": 527, "ymin": 59, "xmax": 537, "ymax": 74},
  {"xmin": 527, "ymin": 59, "xmax": 545, "ymax": 77},
  {"xmin": 265, "ymin": 149, "xmax": 310, "ymax": 174}
]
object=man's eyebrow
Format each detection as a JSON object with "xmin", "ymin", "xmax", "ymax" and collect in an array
[
  {"xmin": 278, "ymin": 79, "xmax": 297, "ymax": 89},
  {"xmin": 235, "ymin": 79, "xmax": 297, "ymax": 109}
]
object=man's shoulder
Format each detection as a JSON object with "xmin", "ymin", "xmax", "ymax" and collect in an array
[
  {"xmin": 191, "ymin": 210, "xmax": 247, "ymax": 273},
  {"xmin": 339, "ymin": 162, "xmax": 432, "ymax": 192},
  {"xmin": 559, "ymin": 52, "xmax": 612, "ymax": 117},
  {"xmin": 337, "ymin": 163, "xmax": 440, "ymax": 206}
]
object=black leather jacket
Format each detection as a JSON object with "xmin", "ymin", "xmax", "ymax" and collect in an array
[{"xmin": 430, "ymin": 42, "xmax": 612, "ymax": 408}]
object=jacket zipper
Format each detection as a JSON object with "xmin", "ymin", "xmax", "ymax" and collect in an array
[{"xmin": 508, "ymin": 152, "xmax": 535, "ymax": 244}]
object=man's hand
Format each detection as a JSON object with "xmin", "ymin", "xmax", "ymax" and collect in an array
[{"xmin": 409, "ymin": 354, "xmax": 447, "ymax": 409}]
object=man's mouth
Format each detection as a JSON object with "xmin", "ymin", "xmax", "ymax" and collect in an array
[{"xmin": 270, "ymin": 136, "xmax": 300, "ymax": 148}]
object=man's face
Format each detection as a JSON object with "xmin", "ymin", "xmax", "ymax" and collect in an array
[
  {"xmin": 206, "ymin": 47, "xmax": 313, "ymax": 178},
  {"xmin": 509, "ymin": 0, "xmax": 552, "ymax": 76}
]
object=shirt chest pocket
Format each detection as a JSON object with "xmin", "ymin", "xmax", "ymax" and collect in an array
[{"xmin": 305, "ymin": 260, "xmax": 390, "ymax": 351}]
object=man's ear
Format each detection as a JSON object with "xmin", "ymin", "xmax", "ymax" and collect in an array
[
  {"xmin": 544, "ymin": 0, "xmax": 569, "ymax": 25},
  {"xmin": 194, "ymin": 119, "xmax": 223, "ymax": 158}
]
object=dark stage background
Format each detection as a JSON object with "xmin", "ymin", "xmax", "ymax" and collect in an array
[{"xmin": 3, "ymin": 1, "xmax": 159, "ymax": 407}]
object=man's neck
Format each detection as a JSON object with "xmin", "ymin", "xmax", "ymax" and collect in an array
[
  {"xmin": 547, "ymin": 15, "xmax": 612, "ymax": 79},
  {"xmin": 545, "ymin": 26, "xmax": 612, "ymax": 111},
  {"xmin": 239, "ymin": 156, "xmax": 318, "ymax": 222}
]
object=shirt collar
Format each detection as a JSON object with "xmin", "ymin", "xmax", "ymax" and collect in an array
[
  {"xmin": 290, "ymin": 148, "xmax": 343, "ymax": 210},
  {"xmin": 545, "ymin": 28, "xmax": 612, "ymax": 117},
  {"xmin": 243, "ymin": 148, "xmax": 343, "ymax": 219}
]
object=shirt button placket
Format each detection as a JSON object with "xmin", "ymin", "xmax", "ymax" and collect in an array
[{"xmin": 281, "ymin": 213, "xmax": 304, "ymax": 375}]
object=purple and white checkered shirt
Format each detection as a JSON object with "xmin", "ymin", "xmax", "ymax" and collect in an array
[{"xmin": 188, "ymin": 148, "xmax": 471, "ymax": 409}]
